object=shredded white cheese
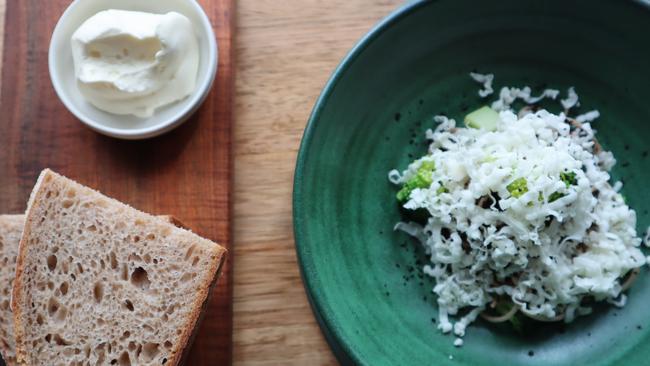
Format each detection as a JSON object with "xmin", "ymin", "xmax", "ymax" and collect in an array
[
  {"xmin": 390, "ymin": 84, "xmax": 647, "ymax": 345},
  {"xmin": 576, "ymin": 110, "xmax": 601, "ymax": 123},
  {"xmin": 561, "ymin": 87, "xmax": 580, "ymax": 110},
  {"xmin": 469, "ymin": 72, "xmax": 494, "ymax": 98},
  {"xmin": 491, "ymin": 86, "xmax": 559, "ymax": 111}
]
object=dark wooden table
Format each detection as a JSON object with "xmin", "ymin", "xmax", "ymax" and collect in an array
[{"xmin": 0, "ymin": 0, "xmax": 234, "ymax": 364}]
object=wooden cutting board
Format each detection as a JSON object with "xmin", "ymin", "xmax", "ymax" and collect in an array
[{"xmin": 0, "ymin": 0, "xmax": 233, "ymax": 365}]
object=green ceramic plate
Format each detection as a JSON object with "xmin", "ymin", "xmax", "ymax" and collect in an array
[{"xmin": 293, "ymin": 1, "xmax": 650, "ymax": 365}]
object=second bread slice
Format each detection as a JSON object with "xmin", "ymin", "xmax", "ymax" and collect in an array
[
  {"xmin": 12, "ymin": 169, "xmax": 226, "ymax": 366},
  {"xmin": 0, "ymin": 215, "xmax": 23, "ymax": 366}
]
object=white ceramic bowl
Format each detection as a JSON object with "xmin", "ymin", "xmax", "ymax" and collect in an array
[{"xmin": 49, "ymin": 0, "xmax": 218, "ymax": 140}]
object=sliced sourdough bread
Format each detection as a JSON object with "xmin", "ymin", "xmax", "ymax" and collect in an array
[
  {"xmin": 0, "ymin": 215, "xmax": 185, "ymax": 366},
  {"xmin": 0, "ymin": 215, "xmax": 24, "ymax": 366},
  {"xmin": 12, "ymin": 169, "xmax": 226, "ymax": 366}
]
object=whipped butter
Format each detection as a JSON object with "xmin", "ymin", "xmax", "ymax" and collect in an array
[{"xmin": 71, "ymin": 10, "xmax": 199, "ymax": 118}]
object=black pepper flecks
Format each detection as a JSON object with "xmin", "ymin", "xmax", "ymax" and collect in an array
[
  {"xmin": 394, "ymin": 112, "xmax": 402, "ymax": 122},
  {"xmin": 642, "ymin": 151, "xmax": 648, "ymax": 158},
  {"xmin": 621, "ymin": 161, "xmax": 630, "ymax": 168},
  {"xmin": 624, "ymin": 144, "xmax": 630, "ymax": 151},
  {"xmin": 638, "ymin": 325, "xmax": 643, "ymax": 330},
  {"xmin": 528, "ymin": 351, "xmax": 535, "ymax": 357}
]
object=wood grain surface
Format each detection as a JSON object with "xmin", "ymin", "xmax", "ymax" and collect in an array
[
  {"xmin": 0, "ymin": 0, "xmax": 233, "ymax": 365},
  {"xmin": 233, "ymin": 1, "xmax": 402, "ymax": 364},
  {"xmin": 0, "ymin": 0, "xmax": 405, "ymax": 364}
]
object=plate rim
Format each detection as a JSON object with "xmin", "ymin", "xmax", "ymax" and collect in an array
[{"xmin": 292, "ymin": 1, "xmax": 432, "ymax": 364}]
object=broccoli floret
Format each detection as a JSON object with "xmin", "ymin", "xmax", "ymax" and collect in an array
[
  {"xmin": 546, "ymin": 172, "xmax": 577, "ymax": 203},
  {"xmin": 560, "ymin": 171, "xmax": 577, "ymax": 187},
  {"xmin": 548, "ymin": 191, "xmax": 565, "ymax": 202},
  {"xmin": 396, "ymin": 186, "xmax": 412, "ymax": 202},
  {"xmin": 506, "ymin": 177, "xmax": 528, "ymax": 198},
  {"xmin": 396, "ymin": 161, "xmax": 436, "ymax": 202},
  {"xmin": 436, "ymin": 185, "xmax": 449, "ymax": 195},
  {"xmin": 419, "ymin": 160, "xmax": 435, "ymax": 172}
]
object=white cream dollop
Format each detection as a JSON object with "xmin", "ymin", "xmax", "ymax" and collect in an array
[{"xmin": 71, "ymin": 9, "xmax": 199, "ymax": 118}]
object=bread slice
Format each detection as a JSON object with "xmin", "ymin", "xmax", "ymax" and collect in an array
[
  {"xmin": 0, "ymin": 215, "xmax": 24, "ymax": 366},
  {"xmin": 12, "ymin": 169, "xmax": 226, "ymax": 366},
  {"xmin": 0, "ymin": 215, "xmax": 186, "ymax": 366}
]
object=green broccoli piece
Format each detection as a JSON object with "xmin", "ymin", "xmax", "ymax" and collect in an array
[
  {"xmin": 560, "ymin": 171, "xmax": 577, "ymax": 187},
  {"xmin": 396, "ymin": 161, "xmax": 436, "ymax": 202},
  {"xmin": 546, "ymin": 172, "xmax": 577, "ymax": 203},
  {"xmin": 396, "ymin": 186, "xmax": 412, "ymax": 202},
  {"xmin": 548, "ymin": 191, "xmax": 565, "ymax": 202},
  {"xmin": 506, "ymin": 177, "xmax": 528, "ymax": 198},
  {"xmin": 436, "ymin": 185, "xmax": 449, "ymax": 195},
  {"xmin": 419, "ymin": 160, "xmax": 435, "ymax": 172}
]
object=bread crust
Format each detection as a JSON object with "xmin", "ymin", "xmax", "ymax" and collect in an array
[
  {"xmin": 172, "ymin": 245, "xmax": 227, "ymax": 366},
  {"xmin": 12, "ymin": 169, "xmax": 50, "ymax": 366},
  {"xmin": 12, "ymin": 169, "xmax": 227, "ymax": 366}
]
